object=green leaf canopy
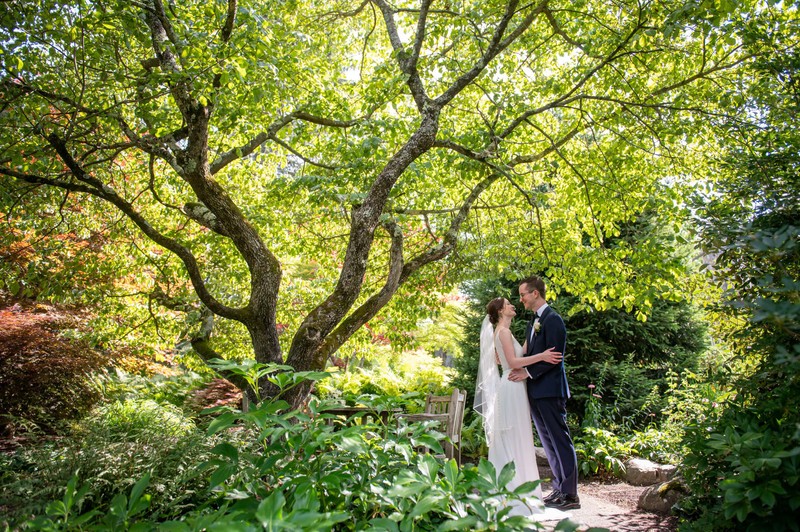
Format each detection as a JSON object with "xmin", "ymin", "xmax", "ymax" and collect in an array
[{"xmin": 0, "ymin": 0, "xmax": 775, "ymax": 401}]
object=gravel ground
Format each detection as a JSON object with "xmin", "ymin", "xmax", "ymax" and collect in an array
[{"xmin": 538, "ymin": 480, "xmax": 679, "ymax": 532}]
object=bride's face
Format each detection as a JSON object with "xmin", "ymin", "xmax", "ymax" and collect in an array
[{"xmin": 501, "ymin": 299, "xmax": 516, "ymax": 318}]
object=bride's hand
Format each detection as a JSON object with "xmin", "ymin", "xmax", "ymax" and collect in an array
[{"xmin": 539, "ymin": 347, "xmax": 562, "ymax": 364}]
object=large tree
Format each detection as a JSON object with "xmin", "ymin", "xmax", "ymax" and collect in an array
[{"xmin": 0, "ymin": 0, "xmax": 756, "ymax": 402}]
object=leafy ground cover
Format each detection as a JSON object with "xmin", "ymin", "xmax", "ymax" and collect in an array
[{"xmin": 0, "ymin": 361, "xmax": 581, "ymax": 531}]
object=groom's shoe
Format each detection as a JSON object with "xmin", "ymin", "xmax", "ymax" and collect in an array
[
  {"xmin": 545, "ymin": 493, "xmax": 580, "ymax": 510},
  {"xmin": 543, "ymin": 490, "xmax": 562, "ymax": 504}
]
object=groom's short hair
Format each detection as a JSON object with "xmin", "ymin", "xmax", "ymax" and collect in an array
[{"xmin": 521, "ymin": 276, "xmax": 546, "ymax": 299}]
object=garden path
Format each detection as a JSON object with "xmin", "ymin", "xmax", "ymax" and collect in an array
[{"xmin": 538, "ymin": 480, "xmax": 679, "ymax": 531}]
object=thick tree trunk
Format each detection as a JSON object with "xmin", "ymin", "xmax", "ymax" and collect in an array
[{"xmin": 281, "ymin": 111, "xmax": 441, "ymax": 408}]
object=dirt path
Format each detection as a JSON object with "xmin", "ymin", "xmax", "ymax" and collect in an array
[{"xmin": 539, "ymin": 480, "xmax": 679, "ymax": 531}]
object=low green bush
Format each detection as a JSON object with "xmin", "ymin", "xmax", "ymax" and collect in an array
[
  {"xmin": 77, "ymin": 399, "xmax": 196, "ymax": 440},
  {"xmin": 459, "ymin": 414, "xmax": 488, "ymax": 464},
  {"xmin": 574, "ymin": 427, "xmax": 631, "ymax": 479},
  {"xmin": 98, "ymin": 369, "xmax": 209, "ymax": 411},
  {"xmin": 573, "ymin": 385, "xmax": 632, "ymax": 479},
  {"xmin": 627, "ymin": 427, "xmax": 680, "ymax": 465},
  {"xmin": 678, "ymin": 364, "xmax": 800, "ymax": 531},
  {"xmin": 624, "ymin": 370, "xmax": 727, "ymax": 466},
  {"xmin": 316, "ymin": 350, "xmax": 454, "ymax": 406},
  {"xmin": 0, "ymin": 399, "xmax": 215, "ymax": 526},
  {"xmin": 11, "ymin": 361, "xmax": 577, "ymax": 531}
]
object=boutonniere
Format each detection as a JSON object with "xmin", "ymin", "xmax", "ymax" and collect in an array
[{"xmin": 534, "ymin": 321, "xmax": 541, "ymax": 333}]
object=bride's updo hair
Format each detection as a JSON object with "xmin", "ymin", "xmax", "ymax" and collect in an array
[{"xmin": 486, "ymin": 297, "xmax": 505, "ymax": 326}]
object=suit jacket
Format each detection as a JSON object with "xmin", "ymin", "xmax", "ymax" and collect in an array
[{"xmin": 524, "ymin": 305, "xmax": 570, "ymax": 400}]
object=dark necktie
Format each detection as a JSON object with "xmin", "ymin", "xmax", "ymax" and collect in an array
[{"xmin": 530, "ymin": 314, "xmax": 539, "ymax": 343}]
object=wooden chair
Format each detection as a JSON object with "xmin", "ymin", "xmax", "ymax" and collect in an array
[{"xmin": 399, "ymin": 389, "xmax": 467, "ymax": 465}]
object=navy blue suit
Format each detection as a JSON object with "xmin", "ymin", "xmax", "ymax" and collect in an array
[{"xmin": 523, "ymin": 305, "xmax": 578, "ymax": 497}]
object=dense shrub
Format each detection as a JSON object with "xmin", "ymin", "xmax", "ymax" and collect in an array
[
  {"xmin": 79, "ymin": 399, "xmax": 196, "ymax": 440},
  {"xmin": 316, "ymin": 350, "xmax": 454, "ymax": 405},
  {"xmin": 0, "ymin": 302, "xmax": 108, "ymax": 434},
  {"xmin": 679, "ymin": 36, "xmax": 800, "ymax": 531},
  {"xmin": 0, "ymin": 399, "xmax": 215, "ymax": 526},
  {"xmin": 627, "ymin": 369, "xmax": 730, "ymax": 465},
  {"xmin": 101, "ymin": 369, "xmax": 211, "ymax": 408},
  {"xmin": 9, "ymin": 364, "xmax": 575, "ymax": 530},
  {"xmin": 574, "ymin": 427, "xmax": 631, "ymax": 479},
  {"xmin": 678, "ymin": 358, "xmax": 800, "ymax": 531},
  {"xmin": 458, "ymin": 415, "xmax": 489, "ymax": 464}
]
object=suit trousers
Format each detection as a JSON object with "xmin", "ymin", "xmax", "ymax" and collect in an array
[{"xmin": 530, "ymin": 397, "xmax": 578, "ymax": 497}]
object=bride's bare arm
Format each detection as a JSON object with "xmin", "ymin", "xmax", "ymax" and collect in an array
[{"xmin": 497, "ymin": 328, "xmax": 562, "ymax": 369}]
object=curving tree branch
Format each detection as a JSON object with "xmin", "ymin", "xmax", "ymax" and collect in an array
[
  {"xmin": 371, "ymin": 0, "xmax": 431, "ymax": 111},
  {"xmin": 0, "ymin": 155, "xmax": 249, "ymax": 323},
  {"xmin": 314, "ymin": 171, "xmax": 501, "ymax": 362},
  {"xmin": 210, "ymin": 109, "xmax": 381, "ymax": 175},
  {"xmin": 221, "ymin": 0, "xmax": 237, "ymax": 43},
  {"xmin": 409, "ymin": 0, "xmax": 434, "ymax": 75},
  {"xmin": 435, "ymin": 0, "xmax": 548, "ymax": 107},
  {"xmin": 315, "ymin": 218, "xmax": 405, "ymax": 360}
]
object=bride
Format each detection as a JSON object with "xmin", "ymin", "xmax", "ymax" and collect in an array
[{"xmin": 474, "ymin": 297, "xmax": 564, "ymax": 518}]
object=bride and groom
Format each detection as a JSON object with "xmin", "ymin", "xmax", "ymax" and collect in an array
[{"xmin": 474, "ymin": 276, "xmax": 580, "ymax": 517}]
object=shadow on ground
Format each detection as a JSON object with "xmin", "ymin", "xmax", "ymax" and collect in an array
[{"xmin": 541, "ymin": 480, "xmax": 679, "ymax": 532}]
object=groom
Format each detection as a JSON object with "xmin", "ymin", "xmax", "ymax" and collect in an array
[{"xmin": 508, "ymin": 276, "xmax": 580, "ymax": 510}]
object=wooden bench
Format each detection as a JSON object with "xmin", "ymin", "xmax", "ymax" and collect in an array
[{"xmin": 398, "ymin": 389, "xmax": 467, "ymax": 465}]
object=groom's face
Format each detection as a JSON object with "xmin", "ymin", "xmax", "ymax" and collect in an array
[{"xmin": 518, "ymin": 283, "xmax": 537, "ymax": 311}]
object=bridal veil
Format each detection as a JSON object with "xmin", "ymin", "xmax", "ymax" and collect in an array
[{"xmin": 474, "ymin": 315, "xmax": 500, "ymax": 447}]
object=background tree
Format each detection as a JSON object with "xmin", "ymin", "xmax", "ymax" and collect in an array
[{"xmin": 1, "ymin": 0, "xmax": 757, "ymax": 403}]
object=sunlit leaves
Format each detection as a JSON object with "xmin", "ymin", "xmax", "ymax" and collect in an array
[{"xmin": 1, "ymin": 0, "xmax": 778, "ymax": 383}]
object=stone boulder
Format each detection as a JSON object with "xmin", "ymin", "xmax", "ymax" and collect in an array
[
  {"xmin": 534, "ymin": 446, "xmax": 549, "ymax": 466},
  {"xmin": 638, "ymin": 478, "xmax": 686, "ymax": 513},
  {"xmin": 625, "ymin": 458, "xmax": 677, "ymax": 486},
  {"xmin": 534, "ymin": 446, "xmax": 553, "ymax": 480}
]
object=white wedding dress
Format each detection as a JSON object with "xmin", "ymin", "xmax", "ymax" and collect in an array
[{"xmin": 490, "ymin": 331, "xmax": 571, "ymax": 521}]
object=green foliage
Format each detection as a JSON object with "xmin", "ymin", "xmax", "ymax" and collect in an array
[
  {"xmin": 566, "ymin": 296, "xmax": 709, "ymax": 430},
  {"xmin": 573, "ymin": 391, "xmax": 632, "ymax": 479},
  {"xmin": 21, "ymin": 471, "xmax": 156, "ymax": 531},
  {"xmin": 0, "ymin": 399, "xmax": 215, "ymax": 526},
  {"xmin": 8, "ymin": 361, "xmax": 576, "ymax": 530},
  {"xmin": 316, "ymin": 350, "xmax": 453, "ymax": 403},
  {"xmin": 679, "ymin": 369, "xmax": 800, "ymax": 531},
  {"xmin": 571, "ymin": 368, "xmax": 729, "ymax": 476},
  {"xmin": 678, "ymin": 22, "xmax": 800, "ymax": 531},
  {"xmin": 458, "ymin": 415, "xmax": 489, "ymax": 464},
  {"xmin": 632, "ymin": 369, "xmax": 733, "ymax": 465},
  {"xmin": 99, "ymin": 369, "xmax": 209, "ymax": 411},
  {"xmin": 24, "ymin": 473, "xmax": 100, "ymax": 530},
  {"xmin": 78, "ymin": 399, "xmax": 196, "ymax": 441},
  {"xmin": 412, "ymin": 295, "xmax": 466, "ymax": 362},
  {"xmin": 574, "ymin": 427, "xmax": 631, "ymax": 480},
  {"xmin": 627, "ymin": 427, "xmax": 679, "ymax": 465},
  {"xmin": 196, "ymin": 397, "xmax": 556, "ymax": 530},
  {"xmin": 450, "ymin": 309, "xmax": 482, "ymax": 417}
]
